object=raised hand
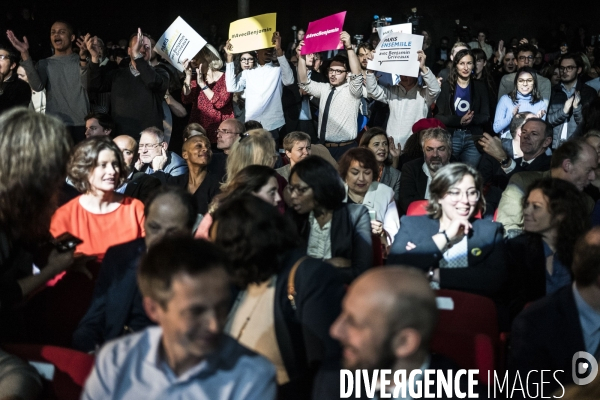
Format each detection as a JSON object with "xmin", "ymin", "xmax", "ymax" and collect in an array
[
  {"xmin": 478, "ymin": 132, "xmax": 507, "ymax": 162},
  {"xmin": 417, "ymin": 49, "xmax": 427, "ymax": 72},
  {"xmin": 131, "ymin": 28, "xmax": 144, "ymax": 58},
  {"xmin": 272, "ymin": 31, "xmax": 282, "ymax": 50},
  {"xmin": 296, "ymin": 40, "xmax": 304, "ymax": 57},
  {"xmin": 340, "ymin": 31, "xmax": 351, "ymax": 50},
  {"xmin": 6, "ymin": 30, "xmax": 30, "ymax": 56},
  {"xmin": 225, "ymin": 39, "xmax": 234, "ymax": 63},
  {"xmin": 151, "ymin": 147, "xmax": 168, "ymax": 171},
  {"xmin": 196, "ymin": 63, "xmax": 205, "ymax": 86},
  {"xmin": 388, "ymin": 136, "xmax": 402, "ymax": 158}
]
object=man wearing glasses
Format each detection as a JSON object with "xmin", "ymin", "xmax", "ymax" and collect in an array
[
  {"xmin": 136, "ymin": 126, "xmax": 188, "ymax": 177},
  {"xmin": 296, "ymin": 31, "xmax": 363, "ymax": 160},
  {"xmin": 547, "ymin": 53, "xmax": 597, "ymax": 148},
  {"xmin": 498, "ymin": 43, "xmax": 551, "ymax": 103}
]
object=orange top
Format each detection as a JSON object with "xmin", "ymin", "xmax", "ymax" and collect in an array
[{"xmin": 50, "ymin": 196, "xmax": 146, "ymax": 261}]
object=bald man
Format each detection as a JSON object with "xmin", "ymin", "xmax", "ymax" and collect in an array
[
  {"xmin": 113, "ymin": 135, "xmax": 161, "ymax": 204},
  {"xmin": 314, "ymin": 267, "xmax": 472, "ymax": 399}
]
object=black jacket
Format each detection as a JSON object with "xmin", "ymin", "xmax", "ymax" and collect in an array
[
  {"xmin": 435, "ymin": 79, "xmax": 490, "ymax": 136},
  {"xmin": 399, "ymin": 158, "xmax": 428, "ymax": 215},
  {"xmin": 0, "ymin": 73, "xmax": 31, "ymax": 114},
  {"xmin": 123, "ymin": 172, "xmax": 162, "ymax": 204}
]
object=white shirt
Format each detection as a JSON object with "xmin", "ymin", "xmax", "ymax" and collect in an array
[
  {"xmin": 307, "ymin": 211, "xmax": 332, "ymax": 259},
  {"xmin": 422, "ymin": 163, "xmax": 433, "ymax": 200},
  {"xmin": 225, "ymin": 56, "xmax": 294, "ymax": 131}
]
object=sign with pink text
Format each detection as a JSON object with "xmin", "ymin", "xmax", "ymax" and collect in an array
[{"xmin": 301, "ymin": 11, "xmax": 346, "ymax": 55}]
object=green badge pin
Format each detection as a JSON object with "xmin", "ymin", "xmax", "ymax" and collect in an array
[{"xmin": 471, "ymin": 248, "xmax": 482, "ymax": 256}]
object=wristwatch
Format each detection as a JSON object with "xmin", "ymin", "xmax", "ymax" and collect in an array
[{"xmin": 201, "ymin": 85, "xmax": 209, "ymax": 91}]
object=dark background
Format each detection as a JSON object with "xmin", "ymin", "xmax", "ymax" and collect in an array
[{"xmin": 2, "ymin": 1, "xmax": 598, "ymax": 57}]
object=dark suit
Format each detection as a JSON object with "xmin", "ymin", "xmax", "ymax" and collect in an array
[
  {"xmin": 388, "ymin": 216, "xmax": 506, "ymax": 299},
  {"xmin": 509, "ymin": 285, "xmax": 587, "ymax": 396},
  {"xmin": 72, "ymin": 238, "xmax": 152, "ymax": 352},
  {"xmin": 123, "ymin": 171, "xmax": 162, "ymax": 204},
  {"xmin": 399, "ymin": 158, "xmax": 429, "ymax": 215},
  {"xmin": 290, "ymin": 204, "xmax": 373, "ymax": 284}
]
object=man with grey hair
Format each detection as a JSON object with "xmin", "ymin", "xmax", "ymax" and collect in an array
[
  {"xmin": 399, "ymin": 127, "xmax": 452, "ymax": 214},
  {"xmin": 136, "ymin": 126, "xmax": 187, "ymax": 177}
]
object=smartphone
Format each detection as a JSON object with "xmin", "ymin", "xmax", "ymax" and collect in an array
[
  {"xmin": 368, "ymin": 210, "xmax": 377, "ymax": 222},
  {"xmin": 469, "ymin": 135, "xmax": 484, "ymax": 142},
  {"xmin": 52, "ymin": 233, "xmax": 82, "ymax": 253}
]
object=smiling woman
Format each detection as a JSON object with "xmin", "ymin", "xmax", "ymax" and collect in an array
[{"xmin": 50, "ymin": 137, "xmax": 145, "ymax": 262}]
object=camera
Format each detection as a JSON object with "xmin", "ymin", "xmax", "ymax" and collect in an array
[{"xmin": 372, "ymin": 15, "xmax": 392, "ymax": 32}]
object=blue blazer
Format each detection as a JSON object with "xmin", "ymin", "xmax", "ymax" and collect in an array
[
  {"xmin": 72, "ymin": 238, "xmax": 153, "ymax": 352},
  {"xmin": 388, "ymin": 215, "xmax": 507, "ymax": 298}
]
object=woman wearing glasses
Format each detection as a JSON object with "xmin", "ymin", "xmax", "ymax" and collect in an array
[
  {"xmin": 182, "ymin": 44, "xmax": 234, "ymax": 148},
  {"xmin": 493, "ymin": 67, "xmax": 547, "ymax": 136},
  {"xmin": 232, "ymin": 52, "xmax": 256, "ymax": 121},
  {"xmin": 388, "ymin": 163, "xmax": 506, "ymax": 299}
]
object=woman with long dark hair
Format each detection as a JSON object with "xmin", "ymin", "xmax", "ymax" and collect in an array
[{"xmin": 434, "ymin": 49, "xmax": 490, "ymax": 167}]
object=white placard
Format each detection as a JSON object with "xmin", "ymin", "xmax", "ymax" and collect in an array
[
  {"xmin": 367, "ymin": 32, "xmax": 424, "ymax": 77},
  {"xmin": 154, "ymin": 17, "xmax": 207, "ymax": 72},
  {"xmin": 376, "ymin": 23, "xmax": 413, "ymax": 39}
]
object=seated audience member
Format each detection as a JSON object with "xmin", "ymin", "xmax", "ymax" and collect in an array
[
  {"xmin": 181, "ymin": 122, "xmax": 206, "ymax": 142},
  {"xmin": 399, "ymin": 127, "xmax": 452, "ymax": 214},
  {"xmin": 397, "ymin": 118, "xmax": 446, "ymax": 170},
  {"xmin": 339, "ymin": 148, "xmax": 400, "ymax": 247},
  {"xmin": 506, "ymin": 178, "xmax": 589, "ymax": 320},
  {"xmin": 286, "ymin": 156, "xmax": 372, "ymax": 283},
  {"xmin": 244, "ymin": 119, "xmax": 263, "ymax": 131},
  {"xmin": 211, "ymin": 118, "xmax": 245, "ymax": 181},
  {"xmin": 196, "ymin": 165, "xmax": 282, "ymax": 239},
  {"xmin": 16, "ymin": 65, "xmax": 46, "ymax": 113},
  {"xmin": 584, "ymin": 130, "xmax": 600, "ymax": 202},
  {"xmin": 359, "ymin": 127, "xmax": 401, "ymax": 201},
  {"xmin": 81, "ymin": 237, "xmax": 276, "ymax": 399},
  {"xmin": 315, "ymin": 267, "xmax": 472, "ymax": 399},
  {"xmin": 0, "ymin": 349, "xmax": 42, "ymax": 399},
  {"xmin": 277, "ymin": 131, "xmax": 312, "ymax": 180},
  {"xmin": 493, "ymin": 67, "xmax": 547, "ymax": 136},
  {"xmin": 497, "ymin": 139, "xmax": 597, "ymax": 237},
  {"xmin": 156, "ymin": 135, "xmax": 220, "ymax": 215},
  {"xmin": 434, "ymin": 49, "xmax": 490, "ymax": 167},
  {"xmin": 136, "ymin": 126, "xmax": 188, "ymax": 177},
  {"xmin": 510, "ymin": 227, "xmax": 600, "ymax": 395},
  {"xmin": 477, "ymin": 112, "xmax": 536, "ymax": 192},
  {"xmin": 389, "ymin": 163, "xmax": 506, "ymax": 300},
  {"xmin": 51, "ymin": 137, "xmax": 145, "ymax": 261},
  {"xmin": 0, "ymin": 44, "xmax": 31, "ymax": 114},
  {"xmin": 113, "ymin": 135, "xmax": 162, "ymax": 204},
  {"xmin": 212, "ymin": 195, "xmax": 343, "ymax": 399},
  {"xmin": 84, "ymin": 112, "xmax": 114, "ymax": 138},
  {"xmin": 366, "ymin": 50, "xmax": 441, "ymax": 147},
  {"xmin": 72, "ymin": 188, "xmax": 197, "ymax": 352},
  {"xmin": 0, "ymin": 109, "xmax": 76, "ymax": 340}
]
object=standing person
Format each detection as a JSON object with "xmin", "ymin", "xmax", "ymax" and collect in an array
[
  {"xmin": 225, "ymin": 32, "xmax": 294, "ymax": 140},
  {"xmin": 468, "ymin": 30, "xmax": 493, "ymax": 60},
  {"xmin": 296, "ymin": 33, "xmax": 363, "ymax": 160},
  {"xmin": 435, "ymin": 49, "xmax": 490, "ymax": 167},
  {"xmin": 498, "ymin": 43, "xmax": 551, "ymax": 103},
  {"xmin": 89, "ymin": 29, "xmax": 169, "ymax": 141},
  {"xmin": 231, "ymin": 52, "xmax": 256, "ymax": 121},
  {"xmin": 0, "ymin": 44, "xmax": 31, "ymax": 114},
  {"xmin": 181, "ymin": 45, "xmax": 233, "ymax": 148},
  {"xmin": 547, "ymin": 53, "xmax": 598, "ymax": 147},
  {"xmin": 366, "ymin": 49, "xmax": 440, "ymax": 147},
  {"xmin": 7, "ymin": 22, "xmax": 97, "ymax": 142}
]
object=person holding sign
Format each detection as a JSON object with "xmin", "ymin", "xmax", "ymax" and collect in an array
[
  {"xmin": 225, "ymin": 32, "xmax": 294, "ymax": 140},
  {"xmin": 296, "ymin": 32, "xmax": 363, "ymax": 160},
  {"xmin": 434, "ymin": 49, "xmax": 490, "ymax": 167},
  {"xmin": 366, "ymin": 49, "xmax": 440, "ymax": 148}
]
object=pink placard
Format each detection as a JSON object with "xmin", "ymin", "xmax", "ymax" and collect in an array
[{"xmin": 301, "ymin": 11, "xmax": 346, "ymax": 55}]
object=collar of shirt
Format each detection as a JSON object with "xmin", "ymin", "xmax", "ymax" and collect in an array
[
  {"xmin": 308, "ymin": 210, "xmax": 331, "ymax": 231},
  {"xmin": 129, "ymin": 63, "xmax": 141, "ymax": 77},
  {"xmin": 572, "ymin": 283, "xmax": 600, "ymax": 348},
  {"xmin": 422, "ymin": 162, "xmax": 433, "ymax": 179},
  {"xmin": 376, "ymin": 356, "xmax": 431, "ymax": 399},
  {"xmin": 561, "ymin": 81, "xmax": 577, "ymax": 97}
]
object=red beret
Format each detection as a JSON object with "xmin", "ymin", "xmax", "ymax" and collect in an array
[{"xmin": 411, "ymin": 118, "xmax": 446, "ymax": 134}]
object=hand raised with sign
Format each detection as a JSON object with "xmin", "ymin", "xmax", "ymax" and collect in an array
[
  {"xmin": 272, "ymin": 31, "xmax": 284, "ymax": 57},
  {"xmin": 340, "ymin": 31, "xmax": 352, "ymax": 50}
]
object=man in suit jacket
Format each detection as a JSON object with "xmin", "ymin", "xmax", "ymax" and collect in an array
[
  {"xmin": 72, "ymin": 188, "xmax": 197, "ymax": 352},
  {"xmin": 510, "ymin": 227, "xmax": 600, "ymax": 396},
  {"xmin": 399, "ymin": 128, "xmax": 452, "ymax": 214},
  {"xmin": 497, "ymin": 139, "xmax": 597, "ymax": 237},
  {"xmin": 314, "ymin": 267, "xmax": 475, "ymax": 399},
  {"xmin": 114, "ymin": 135, "xmax": 161, "ymax": 204}
]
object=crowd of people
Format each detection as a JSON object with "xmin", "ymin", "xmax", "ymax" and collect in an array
[{"xmin": 1, "ymin": 11, "xmax": 600, "ymax": 400}]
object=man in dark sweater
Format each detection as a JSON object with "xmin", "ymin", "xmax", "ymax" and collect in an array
[
  {"xmin": 90, "ymin": 28, "xmax": 169, "ymax": 141},
  {"xmin": 0, "ymin": 44, "xmax": 31, "ymax": 114}
]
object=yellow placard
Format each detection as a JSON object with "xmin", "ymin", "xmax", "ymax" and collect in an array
[{"xmin": 229, "ymin": 13, "xmax": 276, "ymax": 53}]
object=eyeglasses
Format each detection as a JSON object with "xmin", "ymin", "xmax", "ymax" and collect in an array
[
  {"xmin": 0, "ymin": 55, "xmax": 9, "ymax": 61},
  {"xmin": 240, "ymin": 57, "xmax": 254, "ymax": 63},
  {"xmin": 286, "ymin": 185, "xmax": 311, "ymax": 195},
  {"xmin": 216, "ymin": 129, "xmax": 238, "ymax": 135},
  {"xmin": 138, "ymin": 142, "xmax": 163, "ymax": 149},
  {"xmin": 517, "ymin": 79, "xmax": 534, "ymax": 84},
  {"xmin": 445, "ymin": 189, "xmax": 480, "ymax": 202},
  {"xmin": 559, "ymin": 65, "xmax": 577, "ymax": 72},
  {"xmin": 518, "ymin": 55, "xmax": 534, "ymax": 61},
  {"xmin": 328, "ymin": 68, "xmax": 347, "ymax": 75}
]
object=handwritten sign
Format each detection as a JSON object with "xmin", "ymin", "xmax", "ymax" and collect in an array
[
  {"xmin": 376, "ymin": 23, "xmax": 413, "ymax": 39},
  {"xmin": 367, "ymin": 32, "xmax": 424, "ymax": 77},
  {"xmin": 229, "ymin": 13, "xmax": 277, "ymax": 54},
  {"xmin": 154, "ymin": 17, "xmax": 207, "ymax": 72},
  {"xmin": 301, "ymin": 11, "xmax": 346, "ymax": 55}
]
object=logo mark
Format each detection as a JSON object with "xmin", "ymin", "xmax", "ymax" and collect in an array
[{"xmin": 572, "ymin": 351, "xmax": 598, "ymax": 385}]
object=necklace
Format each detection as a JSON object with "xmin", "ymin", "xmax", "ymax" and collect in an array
[{"xmin": 233, "ymin": 280, "xmax": 270, "ymax": 340}]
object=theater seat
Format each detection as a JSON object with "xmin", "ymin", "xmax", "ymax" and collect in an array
[
  {"xmin": 406, "ymin": 200, "xmax": 482, "ymax": 218},
  {"xmin": 1, "ymin": 344, "xmax": 94, "ymax": 400}
]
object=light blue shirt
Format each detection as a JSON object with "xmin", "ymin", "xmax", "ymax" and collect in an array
[
  {"xmin": 493, "ymin": 92, "xmax": 547, "ymax": 134},
  {"xmin": 82, "ymin": 327, "xmax": 276, "ymax": 400},
  {"xmin": 572, "ymin": 283, "xmax": 600, "ymax": 355}
]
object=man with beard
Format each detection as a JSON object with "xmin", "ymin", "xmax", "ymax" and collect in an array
[
  {"xmin": 547, "ymin": 53, "xmax": 597, "ymax": 148},
  {"xmin": 313, "ymin": 267, "xmax": 470, "ymax": 399},
  {"xmin": 399, "ymin": 127, "xmax": 452, "ymax": 214}
]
